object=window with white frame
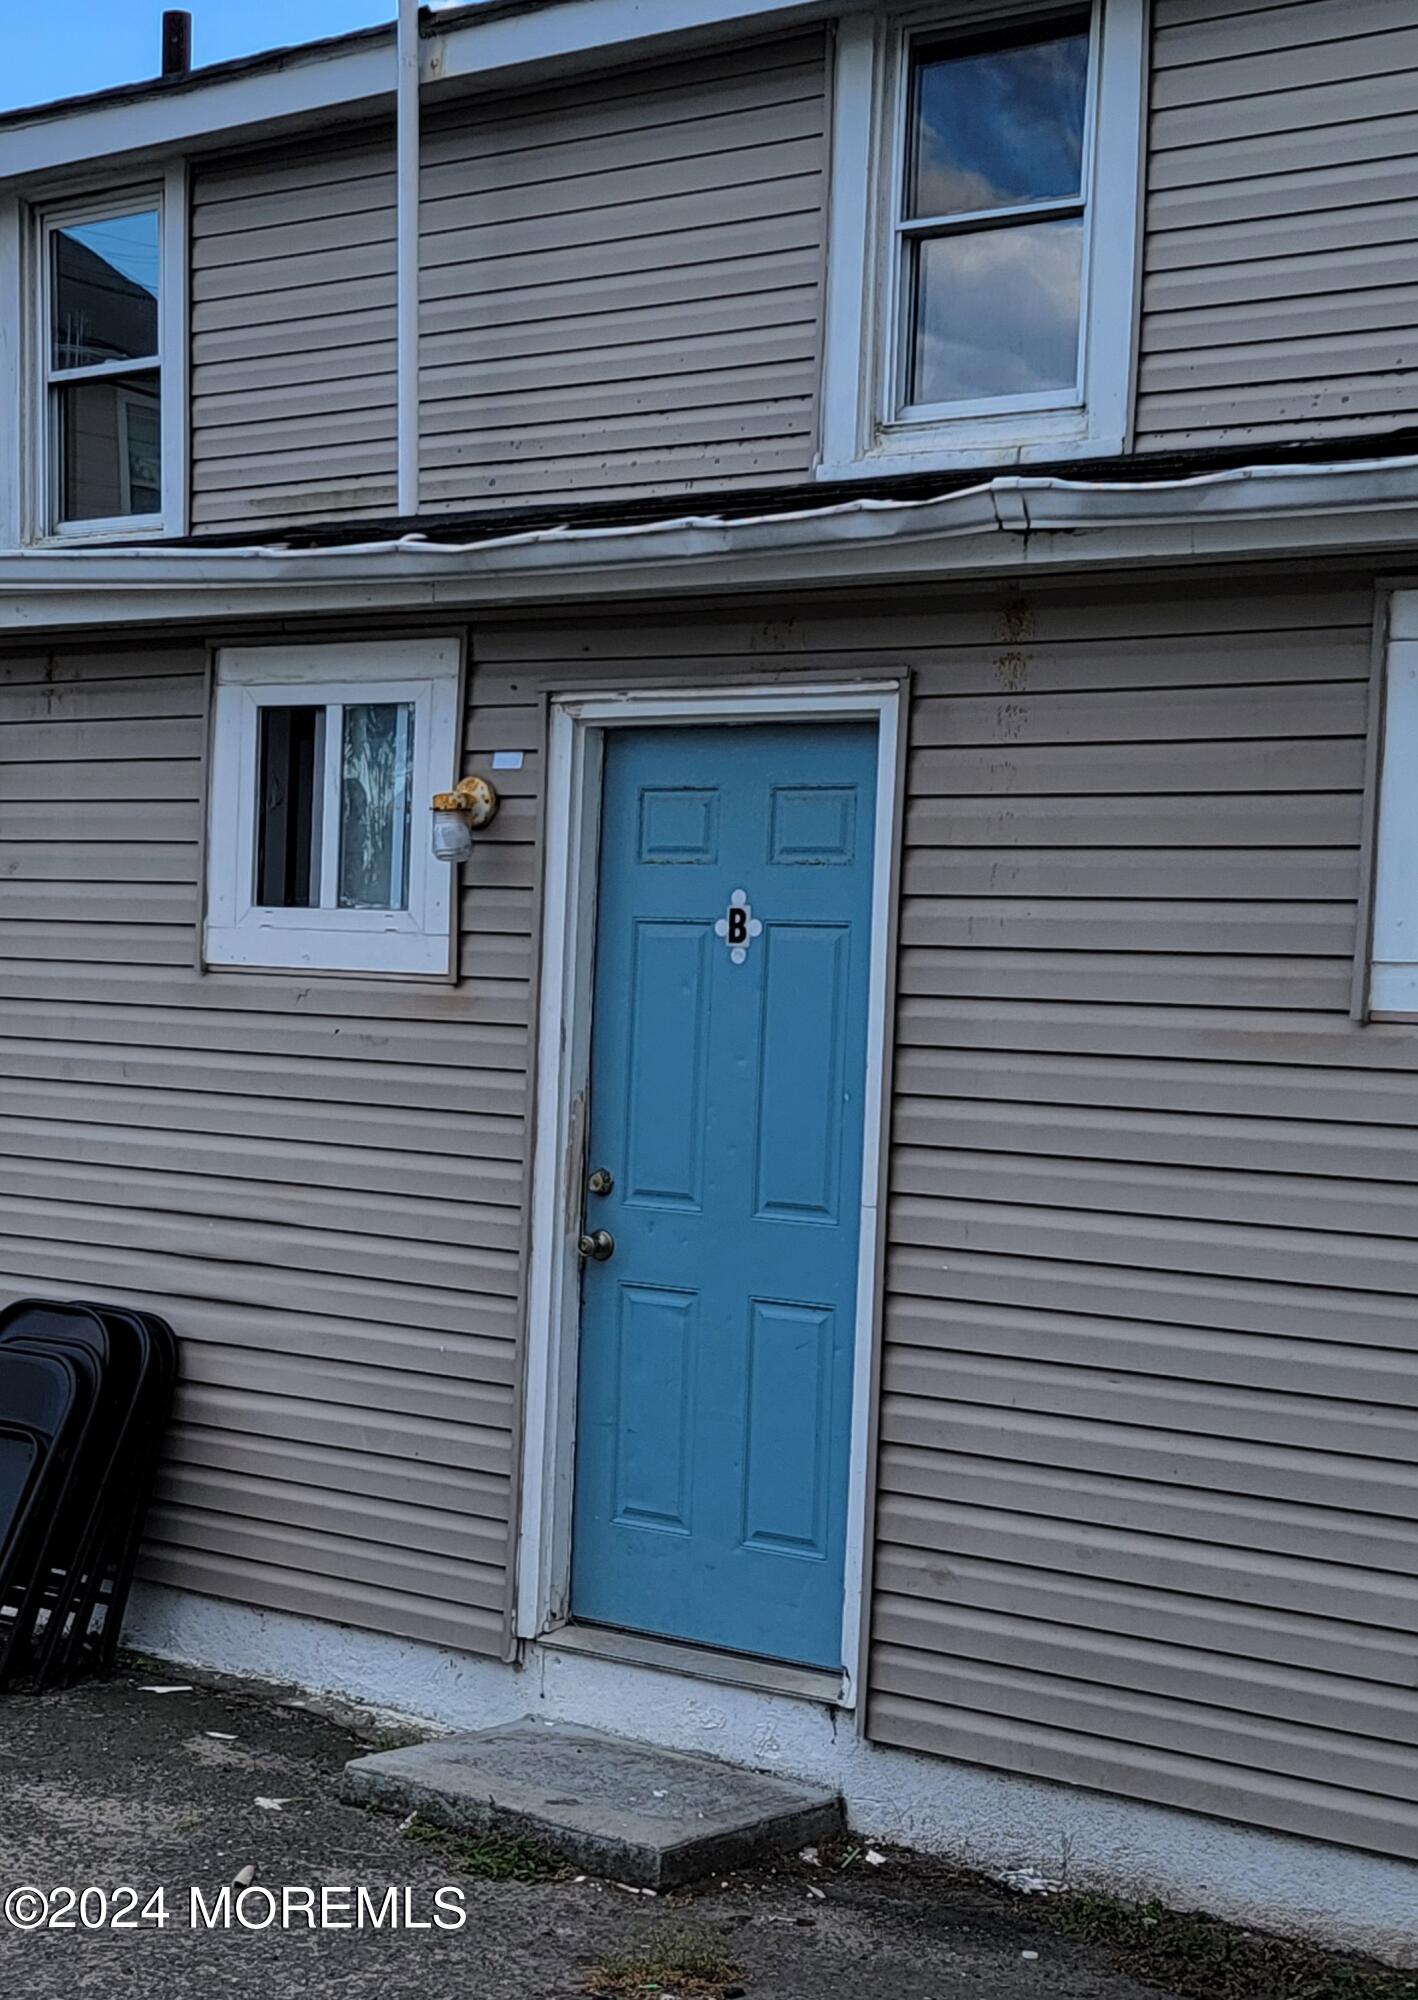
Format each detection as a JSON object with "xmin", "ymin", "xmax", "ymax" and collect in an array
[
  {"xmin": 821, "ymin": 0, "xmax": 1145, "ymax": 476},
  {"xmin": 896, "ymin": 13, "xmax": 1091, "ymax": 417},
  {"xmin": 1371, "ymin": 596, "xmax": 1418, "ymax": 1015},
  {"xmin": 34, "ymin": 178, "xmax": 184, "ymax": 537},
  {"xmin": 205, "ymin": 641, "xmax": 462, "ymax": 977}
]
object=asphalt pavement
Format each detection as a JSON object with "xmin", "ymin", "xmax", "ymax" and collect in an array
[{"xmin": 0, "ymin": 1663, "xmax": 1185, "ymax": 2000}]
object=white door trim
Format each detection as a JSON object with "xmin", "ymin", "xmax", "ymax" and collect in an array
[{"xmin": 515, "ymin": 679, "xmax": 902, "ymax": 1711}]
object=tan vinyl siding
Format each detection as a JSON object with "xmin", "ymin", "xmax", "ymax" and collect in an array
[
  {"xmin": 0, "ymin": 643, "xmax": 525, "ymax": 1656},
  {"xmin": 416, "ymin": 32, "xmax": 828, "ymax": 508},
  {"xmin": 476, "ymin": 571, "xmax": 1418, "ymax": 1863},
  {"xmin": 885, "ymin": 577, "xmax": 1418, "ymax": 1862},
  {"xmin": 1138, "ymin": 0, "xmax": 1418, "ymax": 449},
  {"xmin": 8, "ymin": 570, "xmax": 1418, "ymax": 1862},
  {"xmin": 184, "ymin": 36, "xmax": 827, "ymax": 531},
  {"xmin": 189, "ymin": 133, "xmax": 398, "ymax": 531}
]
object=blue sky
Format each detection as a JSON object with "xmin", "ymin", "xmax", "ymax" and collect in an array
[{"xmin": 3, "ymin": 2, "xmax": 397, "ymax": 114}]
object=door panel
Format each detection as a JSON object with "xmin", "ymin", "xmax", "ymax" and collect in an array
[
  {"xmin": 754, "ymin": 923, "xmax": 850, "ymax": 1223},
  {"xmin": 742, "ymin": 1298, "xmax": 836, "ymax": 1558},
  {"xmin": 624, "ymin": 923, "xmax": 711, "ymax": 1208},
  {"xmin": 570, "ymin": 722, "xmax": 877, "ymax": 1669},
  {"xmin": 611, "ymin": 1284, "xmax": 696, "ymax": 1536}
]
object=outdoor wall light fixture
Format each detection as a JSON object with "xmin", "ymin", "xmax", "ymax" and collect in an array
[{"xmin": 431, "ymin": 775, "xmax": 499, "ymax": 863}]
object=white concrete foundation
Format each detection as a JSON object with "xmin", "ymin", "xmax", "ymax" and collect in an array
[{"xmin": 125, "ymin": 1584, "xmax": 1418, "ymax": 1968}]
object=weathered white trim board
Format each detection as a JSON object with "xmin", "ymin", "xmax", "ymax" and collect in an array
[
  {"xmin": 125, "ymin": 1583, "xmax": 1418, "ymax": 1969},
  {"xmin": 0, "ymin": 40, "xmax": 396, "ymax": 185},
  {"xmin": 0, "ymin": 196, "xmax": 20, "ymax": 553},
  {"xmin": 1371, "ymin": 588, "xmax": 1418, "ymax": 1015},
  {"xmin": 0, "ymin": 0, "xmax": 842, "ymax": 182}
]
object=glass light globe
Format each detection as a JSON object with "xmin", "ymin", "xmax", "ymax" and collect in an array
[{"xmin": 431, "ymin": 810, "xmax": 474, "ymax": 863}]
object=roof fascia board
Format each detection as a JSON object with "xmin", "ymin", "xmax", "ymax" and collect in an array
[
  {"xmin": 426, "ymin": 0, "xmax": 842, "ymax": 90},
  {"xmin": 1, "ymin": 463, "xmax": 1416, "ymax": 632},
  {"xmin": 0, "ymin": 43, "xmax": 395, "ymax": 186},
  {"xmin": 0, "ymin": 0, "xmax": 844, "ymax": 186}
]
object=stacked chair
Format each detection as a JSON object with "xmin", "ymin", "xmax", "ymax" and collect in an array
[{"xmin": 0, "ymin": 1297, "xmax": 176, "ymax": 1691}]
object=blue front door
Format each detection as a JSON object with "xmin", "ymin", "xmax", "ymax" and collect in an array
[{"xmin": 570, "ymin": 722, "xmax": 877, "ymax": 1669}]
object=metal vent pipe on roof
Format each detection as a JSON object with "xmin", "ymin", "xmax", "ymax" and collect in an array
[{"xmin": 161, "ymin": 11, "xmax": 192, "ymax": 77}]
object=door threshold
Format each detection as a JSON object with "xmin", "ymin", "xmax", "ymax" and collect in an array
[{"xmin": 536, "ymin": 1622, "xmax": 849, "ymax": 1708}]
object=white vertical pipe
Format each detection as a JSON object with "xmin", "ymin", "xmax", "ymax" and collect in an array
[{"xmin": 396, "ymin": 0, "xmax": 420, "ymax": 516}]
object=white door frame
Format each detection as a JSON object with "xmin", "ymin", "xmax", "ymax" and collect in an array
[{"xmin": 515, "ymin": 679, "xmax": 903, "ymax": 1709}]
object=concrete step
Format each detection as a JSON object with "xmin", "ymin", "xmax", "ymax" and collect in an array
[{"xmin": 343, "ymin": 1719, "xmax": 843, "ymax": 1888}]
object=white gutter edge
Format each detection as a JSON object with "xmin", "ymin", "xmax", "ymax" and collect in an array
[
  {"xmin": 2, "ymin": 456, "xmax": 1418, "ymax": 627},
  {"xmin": 2, "ymin": 452, "xmax": 1418, "ymax": 569}
]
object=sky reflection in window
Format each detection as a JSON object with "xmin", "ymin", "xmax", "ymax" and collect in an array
[
  {"xmin": 908, "ymin": 25, "xmax": 1089, "ymax": 219},
  {"xmin": 910, "ymin": 216, "xmax": 1083, "ymax": 405}
]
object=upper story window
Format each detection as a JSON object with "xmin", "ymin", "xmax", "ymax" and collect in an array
[
  {"xmin": 821, "ymin": 0, "xmax": 1145, "ymax": 477},
  {"xmin": 47, "ymin": 204, "xmax": 161, "ymax": 526},
  {"xmin": 31, "ymin": 175, "xmax": 185, "ymax": 539},
  {"xmin": 896, "ymin": 15, "xmax": 1091, "ymax": 418}
]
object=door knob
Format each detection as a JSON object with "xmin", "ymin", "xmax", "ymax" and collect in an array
[{"xmin": 578, "ymin": 1229, "xmax": 615, "ymax": 1262}]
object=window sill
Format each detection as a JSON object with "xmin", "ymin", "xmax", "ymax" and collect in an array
[
  {"xmin": 197, "ymin": 960, "xmax": 458, "ymax": 988},
  {"xmin": 204, "ymin": 927, "xmax": 454, "ymax": 980},
  {"xmin": 817, "ymin": 424, "xmax": 1125, "ymax": 484},
  {"xmin": 27, "ymin": 521, "xmax": 178, "ymax": 548}
]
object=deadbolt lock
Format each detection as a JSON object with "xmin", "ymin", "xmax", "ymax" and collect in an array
[
  {"xmin": 578, "ymin": 1229, "xmax": 615, "ymax": 1262},
  {"xmin": 587, "ymin": 1167, "xmax": 614, "ymax": 1197}
]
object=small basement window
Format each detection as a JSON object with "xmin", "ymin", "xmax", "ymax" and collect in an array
[{"xmin": 205, "ymin": 640, "xmax": 462, "ymax": 976}]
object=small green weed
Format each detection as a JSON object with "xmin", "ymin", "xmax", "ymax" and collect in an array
[
  {"xmin": 792, "ymin": 1842, "xmax": 1418, "ymax": 2000},
  {"xmin": 402, "ymin": 1814, "xmax": 566, "ymax": 1883},
  {"xmin": 1037, "ymin": 1890, "xmax": 1418, "ymax": 2000},
  {"xmin": 372, "ymin": 1728, "xmax": 426, "ymax": 1752},
  {"xmin": 584, "ymin": 1928, "xmax": 743, "ymax": 1997}
]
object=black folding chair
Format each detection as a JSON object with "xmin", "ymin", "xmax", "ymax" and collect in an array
[
  {"xmin": 100, "ymin": 1307, "xmax": 177, "ymax": 1673},
  {"xmin": 0, "ymin": 1344, "xmax": 87, "ymax": 1686},
  {"xmin": 0, "ymin": 1298, "xmax": 176, "ymax": 1689},
  {"xmin": 21, "ymin": 1306, "xmax": 144, "ymax": 1687},
  {"xmin": 47, "ymin": 1302, "xmax": 175, "ymax": 1684},
  {"xmin": 0, "ymin": 1429, "xmax": 42, "ymax": 1550}
]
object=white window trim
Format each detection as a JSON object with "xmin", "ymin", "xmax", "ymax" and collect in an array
[
  {"xmin": 819, "ymin": 0, "xmax": 1146, "ymax": 480},
  {"xmin": 0, "ymin": 195, "xmax": 21, "ymax": 552},
  {"xmin": 22, "ymin": 161, "xmax": 187, "ymax": 543},
  {"xmin": 1371, "ymin": 592, "xmax": 1418, "ymax": 1015},
  {"xmin": 204, "ymin": 639, "xmax": 462, "ymax": 978}
]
